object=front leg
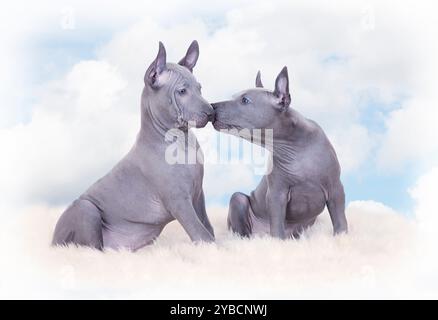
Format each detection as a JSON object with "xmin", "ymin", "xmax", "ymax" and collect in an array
[
  {"xmin": 266, "ymin": 182, "xmax": 289, "ymax": 239},
  {"xmin": 327, "ymin": 182, "xmax": 348, "ymax": 235},
  {"xmin": 167, "ymin": 198, "xmax": 215, "ymax": 243},
  {"xmin": 193, "ymin": 190, "xmax": 215, "ymax": 237}
]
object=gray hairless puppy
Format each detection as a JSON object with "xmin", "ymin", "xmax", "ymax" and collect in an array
[
  {"xmin": 212, "ymin": 67, "xmax": 348, "ymax": 239},
  {"xmin": 52, "ymin": 41, "xmax": 215, "ymax": 250}
]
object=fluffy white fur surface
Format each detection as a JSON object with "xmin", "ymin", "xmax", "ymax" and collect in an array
[{"xmin": 0, "ymin": 201, "xmax": 433, "ymax": 299}]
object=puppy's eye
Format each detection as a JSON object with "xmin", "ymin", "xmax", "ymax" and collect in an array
[
  {"xmin": 178, "ymin": 88, "xmax": 187, "ymax": 95},
  {"xmin": 241, "ymin": 96, "xmax": 251, "ymax": 105}
]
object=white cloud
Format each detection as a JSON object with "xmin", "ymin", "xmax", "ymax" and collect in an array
[
  {"xmin": 408, "ymin": 167, "xmax": 438, "ymax": 293},
  {"xmin": 375, "ymin": 2, "xmax": 438, "ymax": 171},
  {"xmin": 0, "ymin": 60, "xmax": 136, "ymax": 206},
  {"xmin": 0, "ymin": 2, "xmax": 36, "ymax": 127},
  {"xmin": 377, "ymin": 90, "xmax": 438, "ymax": 171},
  {"xmin": 410, "ymin": 167, "xmax": 438, "ymax": 244},
  {"xmin": 203, "ymin": 163, "xmax": 257, "ymax": 199},
  {"xmin": 328, "ymin": 124, "xmax": 374, "ymax": 173}
]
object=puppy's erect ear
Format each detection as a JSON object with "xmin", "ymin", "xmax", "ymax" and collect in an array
[
  {"xmin": 178, "ymin": 40, "xmax": 199, "ymax": 72},
  {"xmin": 274, "ymin": 66, "xmax": 291, "ymax": 110},
  {"xmin": 255, "ymin": 70, "xmax": 264, "ymax": 88},
  {"xmin": 145, "ymin": 41, "xmax": 167, "ymax": 88}
]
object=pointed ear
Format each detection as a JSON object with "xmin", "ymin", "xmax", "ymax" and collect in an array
[
  {"xmin": 274, "ymin": 66, "xmax": 291, "ymax": 110},
  {"xmin": 144, "ymin": 41, "xmax": 167, "ymax": 88},
  {"xmin": 178, "ymin": 40, "xmax": 199, "ymax": 72},
  {"xmin": 255, "ymin": 70, "xmax": 264, "ymax": 88}
]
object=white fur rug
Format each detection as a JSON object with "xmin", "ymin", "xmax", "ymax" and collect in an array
[{"xmin": 0, "ymin": 201, "xmax": 435, "ymax": 299}]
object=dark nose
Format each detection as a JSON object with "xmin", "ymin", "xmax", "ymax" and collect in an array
[{"xmin": 207, "ymin": 108, "xmax": 215, "ymax": 122}]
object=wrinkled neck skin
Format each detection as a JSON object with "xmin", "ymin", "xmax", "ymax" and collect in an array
[
  {"xmin": 140, "ymin": 88, "xmax": 168, "ymax": 139},
  {"xmin": 253, "ymin": 108, "xmax": 313, "ymax": 170},
  {"xmin": 139, "ymin": 83, "xmax": 185, "ymax": 140},
  {"xmin": 136, "ymin": 85, "xmax": 197, "ymax": 159}
]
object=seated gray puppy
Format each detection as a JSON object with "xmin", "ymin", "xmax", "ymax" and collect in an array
[
  {"xmin": 211, "ymin": 67, "xmax": 348, "ymax": 239},
  {"xmin": 52, "ymin": 41, "xmax": 215, "ymax": 251}
]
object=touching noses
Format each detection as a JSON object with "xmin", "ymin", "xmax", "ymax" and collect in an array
[{"xmin": 206, "ymin": 103, "xmax": 216, "ymax": 122}]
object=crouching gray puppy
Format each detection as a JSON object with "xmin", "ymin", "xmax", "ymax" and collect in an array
[
  {"xmin": 52, "ymin": 41, "xmax": 215, "ymax": 250},
  {"xmin": 212, "ymin": 67, "xmax": 348, "ymax": 239}
]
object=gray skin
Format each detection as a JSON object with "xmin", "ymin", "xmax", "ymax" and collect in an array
[
  {"xmin": 212, "ymin": 67, "xmax": 348, "ymax": 239},
  {"xmin": 52, "ymin": 41, "xmax": 215, "ymax": 251}
]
